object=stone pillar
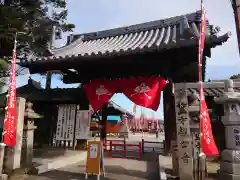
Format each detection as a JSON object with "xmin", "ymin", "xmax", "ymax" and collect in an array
[
  {"xmin": 0, "ymin": 143, "xmax": 6, "ymax": 174},
  {"xmin": 188, "ymin": 92, "xmax": 201, "ymax": 179},
  {"xmin": 215, "ymin": 80, "xmax": 240, "ymax": 180},
  {"xmin": 21, "ymin": 101, "xmax": 38, "ymax": 167},
  {"xmin": 21, "ymin": 120, "xmax": 37, "ymax": 167},
  {"xmin": 171, "ymin": 139, "xmax": 179, "ymax": 176},
  {"xmin": 174, "ymin": 83, "xmax": 193, "ymax": 180},
  {"xmin": 5, "ymin": 97, "xmax": 26, "ymax": 171}
]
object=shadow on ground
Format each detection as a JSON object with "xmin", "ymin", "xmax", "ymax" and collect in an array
[
  {"xmin": 34, "ymin": 152, "xmax": 160, "ymax": 180},
  {"xmin": 206, "ymin": 172, "xmax": 218, "ymax": 180},
  {"xmin": 33, "ymin": 148, "xmax": 67, "ymax": 159},
  {"xmin": 39, "ymin": 170, "xmax": 113, "ymax": 180}
]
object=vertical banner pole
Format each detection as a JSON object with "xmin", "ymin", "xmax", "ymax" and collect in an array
[{"xmin": 3, "ymin": 32, "xmax": 18, "ymax": 146}]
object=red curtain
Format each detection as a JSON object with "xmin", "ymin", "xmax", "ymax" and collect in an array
[
  {"xmin": 120, "ymin": 77, "xmax": 167, "ymax": 111},
  {"xmin": 84, "ymin": 76, "xmax": 167, "ymax": 112},
  {"xmin": 84, "ymin": 80, "xmax": 118, "ymax": 112}
]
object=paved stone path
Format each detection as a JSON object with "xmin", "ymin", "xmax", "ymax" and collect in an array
[{"xmin": 9, "ymin": 153, "xmax": 159, "ymax": 180}]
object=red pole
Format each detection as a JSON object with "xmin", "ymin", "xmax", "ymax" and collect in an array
[{"xmin": 232, "ymin": 0, "xmax": 240, "ymax": 55}]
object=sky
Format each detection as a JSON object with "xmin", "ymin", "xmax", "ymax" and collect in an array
[{"xmin": 12, "ymin": 0, "xmax": 240, "ymax": 119}]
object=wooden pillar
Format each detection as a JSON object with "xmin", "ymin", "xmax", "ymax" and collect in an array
[
  {"xmin": 174, "ymin": 83, "xmax": 193, "ymax": 180},
  {"xmin": 163, "ymin": 81, "xmax": 179, "ymax": 175},
  {"xmin": 44, "ymin": 71, "xmax": 52, "ymax": 146},
  {"xmin": 100, "ymin": 104, "xmax": 107, "ymax": 141},
  {"xmin": 163, "ymin": 81, "xmax": 176, "ymax": 154},
  {"xmin": 45, "ymin": 72, "xmax": 52, "ymax": 90}
]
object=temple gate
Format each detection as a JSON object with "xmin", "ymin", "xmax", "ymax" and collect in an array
[{"xmin": 19, "ymin": 10, "xmax": 231, "ymax": 179}]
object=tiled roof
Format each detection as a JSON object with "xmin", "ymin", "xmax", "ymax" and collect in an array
[
  {"xmin": 187, "ymin": 87, "xmax": 240, "ymax": 97},
  {"xmin": 108, "ymin": 101, "xmax": 134, "ymax": 117},
  {"xmin": 186, "ymin": 81, "xmax": 240, "ymax": 97},
  {"xmin": 20, "ymin": 10, "xmax": 230, "ymax": 65}
]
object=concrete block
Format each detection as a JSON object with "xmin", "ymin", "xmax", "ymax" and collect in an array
[
  {"xmin": 220, "ymin": 172, "xmax": 240, "ymax": 180},
  {"xmin": 0, "ymin": 174, "xmax": 8, "ymax": 180},
  {"xmin": 222, "ymin": 149, "xmax": 240, "ymax": 163},
  {"xmin": 220, "ymin": 161, "xmax": 240, "ymax": 175},
  {"xmin": 158, "ymin": 155, "xmax": 167, "ymax": 180}
]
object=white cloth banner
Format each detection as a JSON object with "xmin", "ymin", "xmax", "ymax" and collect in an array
[
  {"xmin": 56, "ymin": 104, "xmax": 76, "ymax": 141},
  {"xmin": 56, "ymin": 105, "xmax": 64, "ymax": 140},
  {"xmin": 75, "ymin": 110, "xmax": 91, "ymax": 140},
  {"xmin": 65, "ymin": 104, "xmax": 76, "ymax": 141}
]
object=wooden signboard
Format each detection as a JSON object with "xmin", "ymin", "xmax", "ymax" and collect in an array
[
  {"xmin": 85, "ymin": 140, "xmax": 104, "ymax": 180},
  {"xmin": 75, "ymin": 110, "xmax": 91, "ymax": 140},
  {"xmin": 174, "ymin": 83, "xmax": 193, "ymax": 180},
  {"xmin": 56, "ymin": 104, "xmax": 65, "ymax": 140},
  {"xmin": 56, "ymin": 104, "xmax": 76, "ymax": 141},
  {"xmin": 65, "ymin": 104, "xmax": 76, "ymax": 141}
]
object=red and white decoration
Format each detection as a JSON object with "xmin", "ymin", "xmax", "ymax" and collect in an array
[
  {"xmin": 121, "ymin": 77, "xmax": 167, "ymax": 111},
  {"xmin": 84, "ymin": 80, "xmax": 117, "ymax": 112},
  {"xmin": 200, "ymin": 91, "xmax": 219, "ymax": 156},
  {"xmin": 4, "ymin": 41, "xmax": 17, "ymax": 146},
  {"xmin": 84, "ymin": 76, "xmax": 167, "ymax": 112},
  {"xmin": 198, "ymin": 4, "xmax": 219, "ymax": 156}
]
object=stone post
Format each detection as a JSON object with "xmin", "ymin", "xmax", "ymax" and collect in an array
[
  {"xmin": 215, "ymin": 79, "xmax": 240, "ymax": 180},
  {"xmin": 174, "ymin": 83, "xmax": 193, "ymax": 180},
  {"xmin": 21, "ymin": 101, "xmax": 38, "ymax": 168},
  {"xmin": 5, "ymin": 97, "xmax": 26, "ymax": 171},
  {"xmin": 188, "ymin": 92, "xmax": 201, "ymax": 179},
  {"xmin": 0, "ymin": 143, "xmax": 6, "ymax": 174},
  {"xmin": 21, "ymin": 120, "xmax": 37, "ymax": 167},
  {"xmin": 171, "ymin": 139, "xmax": 179, "ymax": 176}
]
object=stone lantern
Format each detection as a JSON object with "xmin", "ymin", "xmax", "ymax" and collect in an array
[
  {"xmin": 215, "ymin": 79, "xmax": 240, "ymax": 180},
  {"xmin": 22, "ymin": 101, "xmax": 42, "ymax": 168}
]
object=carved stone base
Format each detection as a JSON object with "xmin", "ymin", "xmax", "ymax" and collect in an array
[
  {"xmin": 220, "ymin": 173, "xmax": 240, "ymax": 180},
  {"xmin": 0, "ymin": 174, "xmax": 8, "ymax": 180},
  {"xmin": 222, "ymin": 149, "xmax": 240, "ymax": 163},
  {"xmin": 220, "ymin": 161, "xmax": 240, "ymax": 175}
]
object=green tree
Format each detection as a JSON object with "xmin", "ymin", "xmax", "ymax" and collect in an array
[
  {"xmin": 230, "ymin": 74, "xmax": 240, "ymax": 79},
  {"xmin": 0, "ymin": 0, "xmax": 74, "ymax": 59},
  {"xmin": 0, "ymin": 59, "xmax": 9, "ymax": 89},
  {"xmin": 0, "ymin": 0, "xmax": 75, "ymax": 89}
]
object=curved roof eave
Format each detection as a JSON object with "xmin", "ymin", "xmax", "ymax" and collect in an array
[{"xmin": 20, "ymin": 10, "xmax": 231, "ymax": 66}]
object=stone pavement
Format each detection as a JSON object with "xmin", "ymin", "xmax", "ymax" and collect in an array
[
  {"xmin": 9, "ymin": 153, "xmax": 159, "ymax": 180},
  {"xmin": 158, "ymin": 155, "xmax": 219, "ymax": 180}
]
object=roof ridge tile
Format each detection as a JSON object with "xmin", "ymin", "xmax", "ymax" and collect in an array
[{"xmin": 69, "ymin": 10, "xmax": 202, "ymax": 43}]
